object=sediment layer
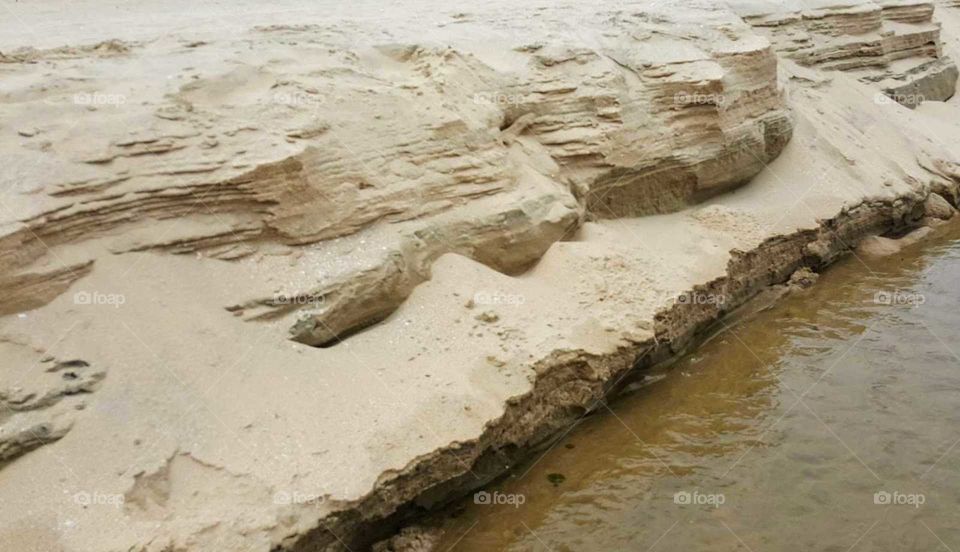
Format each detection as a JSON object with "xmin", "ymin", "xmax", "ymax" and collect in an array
[
  {"xmin": 2, "ymin": 1, "xmax": 960, "ymax": 551},
  {"xmin": 732, "ymin": 0, "xmax": 959, "ymax": 106},
  {"xmin": 296, "ymin": 190, "xmax": 958, "ymax": 552},
  {"xmin": 0, "ymin": 1, "xmax": 792, "ymax": 346}
]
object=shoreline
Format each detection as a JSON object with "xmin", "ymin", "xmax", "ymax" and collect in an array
[
  {"xmin": 3, "ymin": 2, "xmax": 960, "ymax": 551},
  {"xmin": 425, "ymin": 205, "xmax": 960, "ymax": 552},
  {"xmin": 307, "ymin": 190, "xmax": 960, "ymax": 552}
]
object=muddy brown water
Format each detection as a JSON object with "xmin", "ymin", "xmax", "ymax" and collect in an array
[{"xmin": 436, "ymin": 221, "xmax": 960, "ymax": 552}]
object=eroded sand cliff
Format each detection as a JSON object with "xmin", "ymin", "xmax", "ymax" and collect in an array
[{"xmin": 1, "ymin": 1, "xmax": 959, "ymax": 550}]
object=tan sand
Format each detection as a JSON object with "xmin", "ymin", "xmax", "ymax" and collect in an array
[{"xmin": 1, "ymin": 1, "xmax": 959, "ymax": 550}]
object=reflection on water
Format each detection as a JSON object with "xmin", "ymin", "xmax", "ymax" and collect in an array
[{"xmin": 438, "ymin": 221, "xmax": 960, "ymax": 552}]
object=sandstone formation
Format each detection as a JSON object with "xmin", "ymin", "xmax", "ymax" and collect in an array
[
  {"xmin": 1, "ymin": 1, "xmax": 959, "ymax": 551},
  {"xmin": 732, "ymin": 0, "xmax": 959, "ymax": 107},
  {"xmin": 0, "ymin": 355, "xmax": 104, "ymax": 463},
  {"xmin": 0, "ymin": 1, "xmax": 794, "ymax": 347}
]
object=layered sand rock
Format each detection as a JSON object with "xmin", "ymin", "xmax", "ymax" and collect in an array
[
  {"xmin": 1, "ymin": 1, "xmax": 960, "ymax": 551},
  {"xmin": 731, "ymin": 0, "xmax": 959, "ymax": 106},
  {"xmin": 0, "ymin": 2, "xmax": 790, "ymax": 350}
]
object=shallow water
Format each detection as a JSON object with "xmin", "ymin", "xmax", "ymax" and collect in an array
[{"xmin": 437, "ymin": 221, "xmax": 960, "ymax": 552}]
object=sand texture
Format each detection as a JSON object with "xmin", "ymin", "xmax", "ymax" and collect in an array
[{"xmin": 1, "ymin": 1, "xmax": 960, "ymax": 550}]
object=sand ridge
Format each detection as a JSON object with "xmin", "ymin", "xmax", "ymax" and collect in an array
[{"xmin": 1, "ymin": 1, "xmax": 959, "ymax": 550}]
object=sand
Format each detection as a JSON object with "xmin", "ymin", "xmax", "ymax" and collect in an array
[{"xmin": 1, "ymin": 1, "xmax": 959, "ymax": 550}]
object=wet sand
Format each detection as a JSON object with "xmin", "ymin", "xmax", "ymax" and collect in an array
[{"xmin": 438, "ymin": 220, "xmax": 960, "ymax": 552}]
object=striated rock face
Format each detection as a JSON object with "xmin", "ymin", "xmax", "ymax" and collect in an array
[
  {"xmin": 492, "ymin": 19, "xmax": 791, "ymax": 220},
  {"xmin": 1, "ymin": 1, "xmax": 959, "ymax": 552},
  {"xmin": 0, "ymin": 2, "xmax": 791, "ymax": 346},
  {"xmin": 0, "ymin": 348, "xmax": 104, "ymax": 463},
  {"xmin": 731, "ymin": 0, "xmax": 959, "ymax": 106}
]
